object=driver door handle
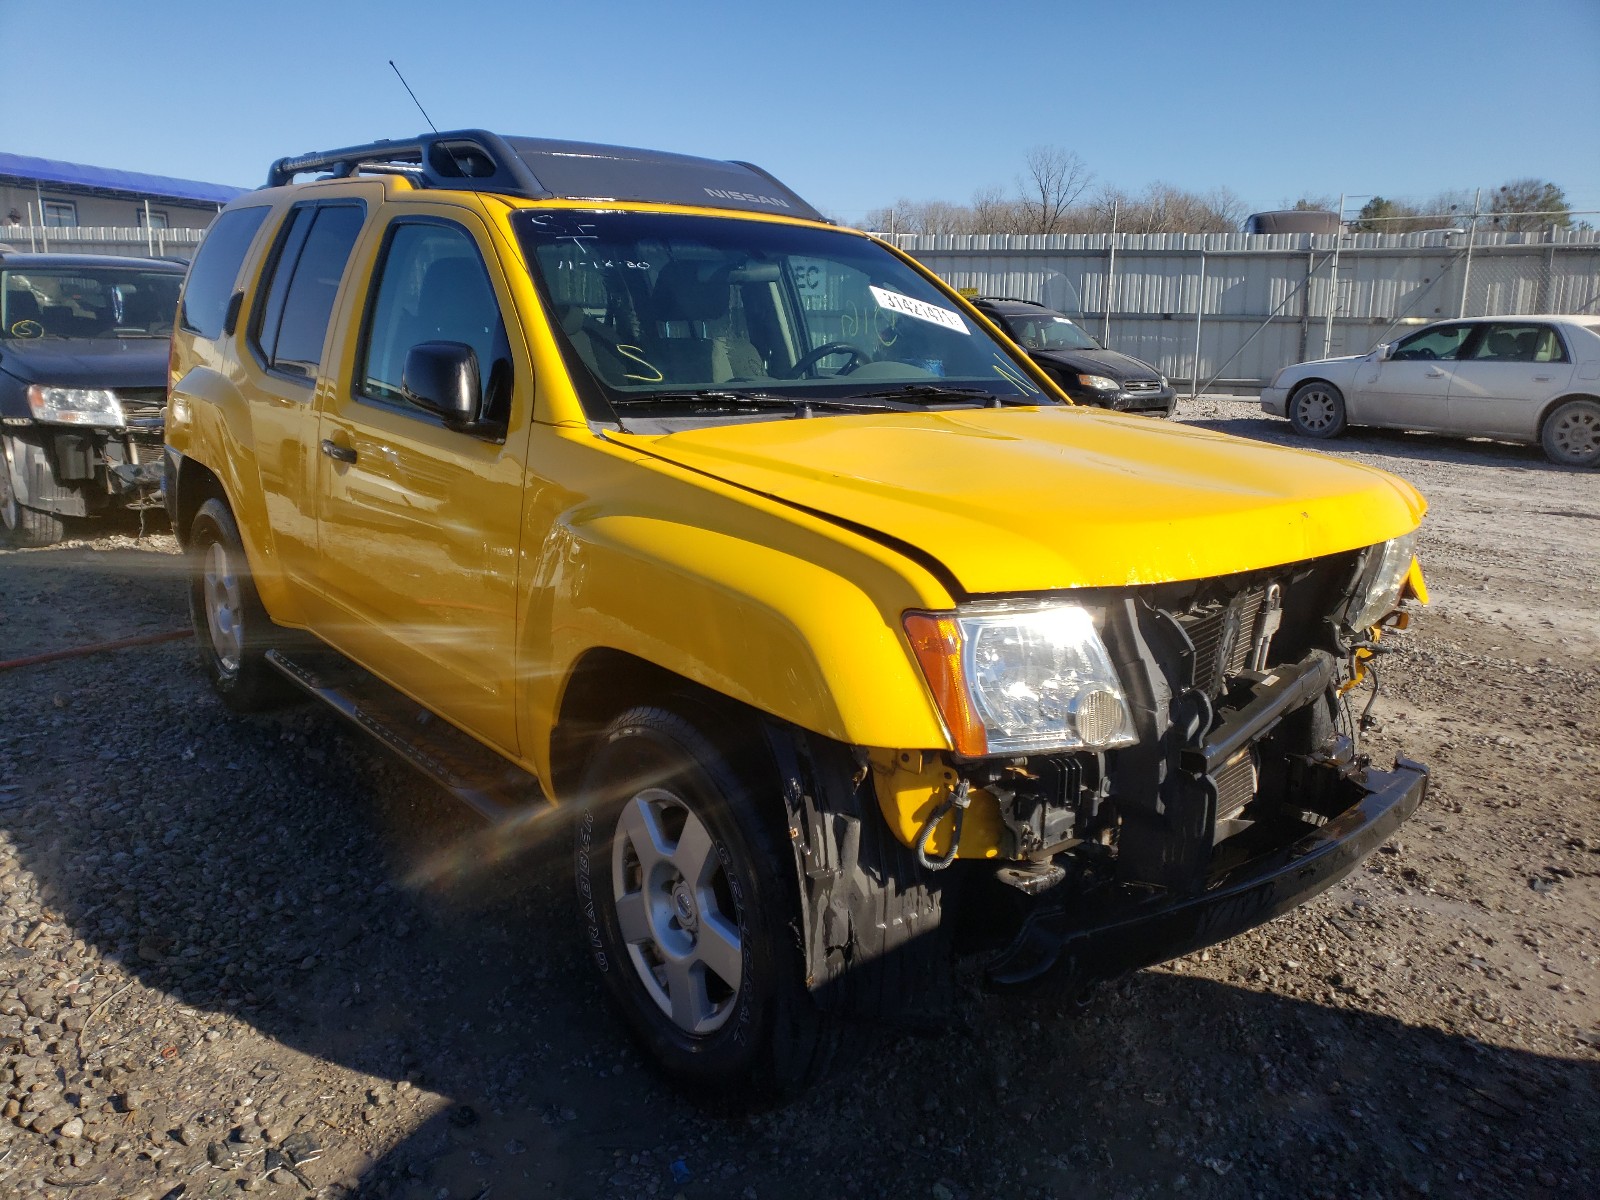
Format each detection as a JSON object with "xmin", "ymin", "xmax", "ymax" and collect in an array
[
  {"xmin": 320, "ymin": 439, "xmax": 357, "ymax": 464},
  {"xmin": 1424, "ymin": 368, "xmax": 1446, "ymax": 377}
]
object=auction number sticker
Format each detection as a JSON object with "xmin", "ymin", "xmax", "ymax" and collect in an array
[{"xmin": 868, "ymin": 287, "xmax": 970, "ymax": 335}]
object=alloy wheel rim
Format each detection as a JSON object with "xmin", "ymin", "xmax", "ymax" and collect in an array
[
  {"xmin": 1551, "ymin": 409, "xmax": 1600, "ymax": 460},
  {"xmin": 202, "ymin": 541, "xmax": 244, "ymax": 674},
  {"xmin": 611, "ymin": 787, "xmax": 743, "ymax": 1034},
  {"xmin": 1296, "ymin": 389, "xmax": 1336, "ymax": 430}
]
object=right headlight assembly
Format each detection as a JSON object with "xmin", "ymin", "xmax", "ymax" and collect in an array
[
  {"xmin": 1344, "ymin": 529, "xmax": 1420, "ymax": 635},
  {"xmin": 904, "ymin": 602, "xmax": 1137, "ymax": 757}
]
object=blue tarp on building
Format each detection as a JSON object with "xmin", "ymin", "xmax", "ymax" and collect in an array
[{"xmin": 0, "ymin": 152, "xmax": 244, "ymax": 206}]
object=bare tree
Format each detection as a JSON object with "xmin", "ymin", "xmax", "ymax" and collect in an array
[
  {"xmin": 1488, "ymin": 179, "xmax": 1573, "ymax": 232},
  {"xmin": 1016, "ymin": 146, "xmax": 1092, "ymax": 234}
]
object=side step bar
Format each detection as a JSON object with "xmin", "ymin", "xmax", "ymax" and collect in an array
[{"xmin": 266, "ymin": 649, "xmax": 546, "ymax": 824}]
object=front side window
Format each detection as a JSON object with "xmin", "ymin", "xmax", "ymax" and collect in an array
[
  {"xmin": 252, "ymin": 203, "xmax": 365, "ymax": 380},
  {"xmin": 359, "ymin": 220, "xmax": 510, "ymax": 422},
  {"xmin": 3, "ymin": 267, "xmax": 183, "ymax": 340},
  {"xmin": 1391, "ymin": 323, "xmax": 1473, "ymax": 361},
  {"xmin": 1468, "ymin": 323, "xmax": 1566, "ymax": 364},
  {"xmin": 513, "ymin": 210, "xmax": 1045, "ymax": 425}
]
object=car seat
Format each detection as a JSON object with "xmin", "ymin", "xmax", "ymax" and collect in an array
[{"xmin": 650, "ymin": 261, "xmax": 764, "ymax": 384}]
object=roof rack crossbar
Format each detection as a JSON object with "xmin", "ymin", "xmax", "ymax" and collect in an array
[{"xmin": 266, "ymin": 130, "xmax": 551, "ymax": 198}]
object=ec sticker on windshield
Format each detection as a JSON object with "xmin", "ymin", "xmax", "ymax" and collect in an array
[{"xmin": 868, "ymin": 287, "xmax": 970, "ymax": 335}]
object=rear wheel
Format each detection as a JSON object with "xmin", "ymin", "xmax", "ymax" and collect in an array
[
  {"xmin": 1287, "ymin": 381, "xmax": 1347, "ymax": 439},
  {"xmin": 1540, "ymin": 398, "xmax": 1600, "ymax": 467},
  {"xmin": 0, "ymin": 436, "xmax": 66, "ymax": 547},
  {"xmin": 188, "ymin": 497, "xmax": 287, "ymax": 710},
  {"xmin": 576, "ymin": 707, "xmax": 838, "ymax": 1099}
]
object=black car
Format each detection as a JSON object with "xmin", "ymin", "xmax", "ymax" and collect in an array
[
  {"xmin": 972, "ymin": 297, "xmax": 1176, "ymax": 416},
  {"xmin": 0, "ymin": 253, "xmax": 184, "ymax": 545}
]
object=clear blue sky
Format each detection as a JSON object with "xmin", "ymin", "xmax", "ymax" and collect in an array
[{"xmin": 8, "ymin": 0, "xmax": 1598, "ymax": 225}]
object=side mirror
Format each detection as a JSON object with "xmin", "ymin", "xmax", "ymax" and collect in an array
[
  {"xmin": 1377, "ymin": 343, "xmax": 1394, "ymax": 361},
  {"xmin": 402, "ymin": 341, "xmax": 480, "ymax": 426}
]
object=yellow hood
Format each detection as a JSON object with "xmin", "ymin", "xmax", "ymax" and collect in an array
[{"xmin": 612, "ymin": 406, "xmax": 1426, "ymax": 596}]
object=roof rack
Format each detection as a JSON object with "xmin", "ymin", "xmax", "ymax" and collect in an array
[
  {"xmin": 267, "ymin": 130, "xmax": 545, "ymax": 196},
  {"xmin": 265, "ymin": 129, "xmax": 827, "ymax": 222}
]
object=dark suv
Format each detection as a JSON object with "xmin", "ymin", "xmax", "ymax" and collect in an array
[
  {"xmin": 973, "ymin": 297, "xmax": 1176, "ymax": 416},
  {"xmin": 0, "ymin": 253, "xmax": 184, "ymax": 544}
]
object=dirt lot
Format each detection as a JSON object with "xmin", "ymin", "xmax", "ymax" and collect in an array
[{"xmin": 0, "ymin": 402, "xmax": 1595, "ymax": 1200}]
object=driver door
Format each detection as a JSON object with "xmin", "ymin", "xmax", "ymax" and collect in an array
[
  {"xmin": 1353, "ymin": 322, "xmax": 1474, "ymax": 431},
  {"xmin": 311, "ymin": 207, "xmax": 533, "ymax": 753}
]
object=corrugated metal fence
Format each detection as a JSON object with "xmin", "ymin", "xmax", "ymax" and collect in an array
[
  {"xmin": 9, "ymin": 223, "xmax": 1599, "ymax": 390},
  {"xmin": 894, "ymin": 229, "xmax": 1600, "ymax": 389}
]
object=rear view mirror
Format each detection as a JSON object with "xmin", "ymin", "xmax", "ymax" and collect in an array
[{"xmin": 403, "ymin": 341, "xmax": 480, "ymax": 426}]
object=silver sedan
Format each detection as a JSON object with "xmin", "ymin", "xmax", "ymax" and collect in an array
[{"xmin": 1261, "ymin": 315, "xmax": 1600, "ymax": 466}]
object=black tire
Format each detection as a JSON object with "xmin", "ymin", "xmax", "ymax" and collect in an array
[
  {"xmin": 187, "ymin": 497, "xmax": 288, "ymax": 711},
  {"xmin": 0, "ymin": 436, "xmax": 66, "ymax": 547},
  {"xmin": 575, "ymin": 706, "xmax": 840, "ymax": 1100},
  {"xmin": 1540, "ymin": 398, "xmax": 1600, "ymax": 467},
  {"xmin": 1287, "ymin": 380, "xmax": 1347, "ymax": 439}
]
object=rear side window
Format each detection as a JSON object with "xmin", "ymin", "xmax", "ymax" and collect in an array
[
  {"xmin": 252, "ymin": 203, "xmax": 365, "ymax": 381},
  {"xmin": 179, "ymin": 206, "xmax": 270, "ymax": 338}
]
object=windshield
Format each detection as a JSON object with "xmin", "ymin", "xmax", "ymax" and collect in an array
[
  {"xmin": 2, "ymin": 267, "xmax": 183, "ymax": 340},
  {"xmin": 1003, "ymin": 313, "xmax": 1100, "ymax": 352},
  {"xmin": 513, "ymin": 211, "xmax": 1046, "ymax": 421}
]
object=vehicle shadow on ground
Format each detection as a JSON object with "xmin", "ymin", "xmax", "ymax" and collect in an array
[
  {"xmin": 3, "ymin": 636, "xmax": 1596, "ymax": 1200},
  {"xmin": 1180, "ymin": 410, "xmax": 1568, "ymax": 476}
]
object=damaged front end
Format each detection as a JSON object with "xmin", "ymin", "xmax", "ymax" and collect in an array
[
  {"xmin": 5, "ymin": 386, "xmax": 168, "ymax": 520},
  {"xmin": 880, "ymin": 540, "xmax": 1429, "ymax": 992}
]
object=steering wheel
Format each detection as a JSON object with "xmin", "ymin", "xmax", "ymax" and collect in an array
[
  {"xmin": 1412, "ymin": 347, "xmax": 1437, "ymax": 360},
  {"xmin": 781, "ymin": 341, "xmax": 866, "ymax": 378}
]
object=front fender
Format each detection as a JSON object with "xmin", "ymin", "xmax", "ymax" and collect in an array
[{"xmin": 539, "ymin": 512, "xmax": 952, "ymax": 763}]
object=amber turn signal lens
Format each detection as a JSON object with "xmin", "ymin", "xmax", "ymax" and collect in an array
[{"xmin": 903, "ymin": 612, "xmax": 987, "ymax": 757}]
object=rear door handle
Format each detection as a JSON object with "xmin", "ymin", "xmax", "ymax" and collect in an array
[{"xmin": 320, "ymin": 439, "xmax": 357, "ymax": 464}]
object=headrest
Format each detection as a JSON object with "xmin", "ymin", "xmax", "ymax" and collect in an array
[{"xmin": 653, "ymin": 261, "xmax": 731, "ymax": 323}]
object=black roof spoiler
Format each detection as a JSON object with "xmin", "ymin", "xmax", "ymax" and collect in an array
[{"xmin": 265, "ymin": 129, "xmax": 828, "ymax": 223}]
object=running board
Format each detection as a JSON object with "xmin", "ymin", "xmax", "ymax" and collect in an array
[{"xmin": 265, "ymin": 648, "xmax": 546, "ymax": 824}]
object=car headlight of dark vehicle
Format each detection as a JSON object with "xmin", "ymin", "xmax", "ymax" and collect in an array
[
  {"xmin": 1345, "ymin": 531, "xmax": 1418, "ymax": 634},
  {"xmin": 1077, "ymin": 373, "xmax": 1119, "ymax": 392},
  {"xmin": 27, "ymin": 384, "xmax": 126, "ymax": 427}
]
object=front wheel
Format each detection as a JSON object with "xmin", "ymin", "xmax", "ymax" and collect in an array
[
  {"xmin": 575, "ymin": 707, "xmax": 835, "ymax": 1099},
  {"xmin": 188, "ymin": 497, "xmax": 288, "ymax": 711},
  {"xmin": 1540, "ymin": 398, "xmax": 1600, "ymax": 467},
  {"xmin": 0, "ymin": 436, "xmax": 66, "ymax": 547},
  {"xmin": 1287, "ymin": 380, "xmax": 1347, "ymax": 439}
]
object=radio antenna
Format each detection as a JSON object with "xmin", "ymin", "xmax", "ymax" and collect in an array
[{"xmin": 388, "ymin": 60, "xmax": 439, "ymax": 133}]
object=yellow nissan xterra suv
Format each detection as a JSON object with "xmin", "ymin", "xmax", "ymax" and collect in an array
[{"xmin": 165, "ymin": 130, "xmax": 1430, "ymax": 1097}]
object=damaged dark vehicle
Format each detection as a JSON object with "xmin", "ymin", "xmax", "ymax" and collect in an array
[{"xmin": 0, "ymin": 253, "xmax": 184, "ymax": 545}]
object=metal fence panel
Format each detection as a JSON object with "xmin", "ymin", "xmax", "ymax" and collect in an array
[{"xmin": 898, "ymin": 230, "xmax": 1600, "ymax": 388}]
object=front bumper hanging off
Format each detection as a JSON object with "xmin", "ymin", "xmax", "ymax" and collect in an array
[{"xmin": 985, "ymin": 755, "xmax": 1429, "ymax": 988}]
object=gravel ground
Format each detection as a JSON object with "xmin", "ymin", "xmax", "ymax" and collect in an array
[{"xmin": 0, "ymin": 401, "xmax": 1595, "ymax": 1200}]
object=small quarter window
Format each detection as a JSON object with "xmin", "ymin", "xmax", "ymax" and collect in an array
[{"xmin": 180, "ymin": 206, "xmax": 271, "ymax": 339}]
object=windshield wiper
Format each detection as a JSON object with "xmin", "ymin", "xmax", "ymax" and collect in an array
[
  {"xmin": 849, "ymin": 383, "xmax": 1034, "ymax": 407},
  {"xmin": 611, "ymin": 390, "xmax": 901, "ymax": 416}
]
